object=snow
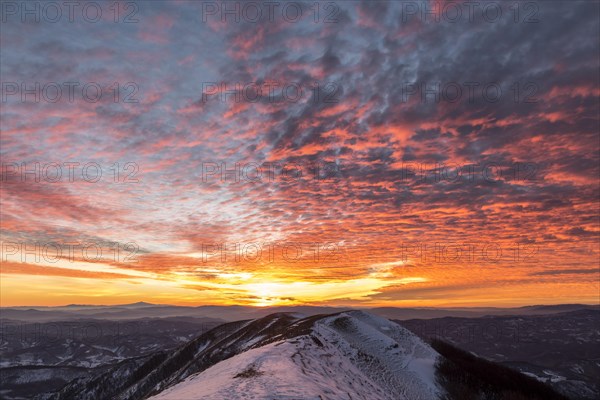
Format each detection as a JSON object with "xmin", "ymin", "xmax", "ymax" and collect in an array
[
  {"xmin": 148, "ymin": 337, "xmax": 389, "ymax": 400},
  {"xmin": 543, "ymin": 370, "xmax": 567, "ymax": 382},
  {"xmin": 148, "ymin": 311, "xmax": 443, "ymax": 400},
  {"xmin": 241, "ymin": 334, "xmax": 265, "ymax": 350},
  {"xmin": 523, "ymin": 370, "xmax": 567, "ymax": 383},
  {"xmin": 523, "ymin": 371, "xmax": 546, "ymax": 382},
  {"xmin": 315, "ymin": 311, "xmax": 441, "ymax": 399}
]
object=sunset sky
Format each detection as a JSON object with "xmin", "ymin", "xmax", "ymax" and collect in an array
[{"xmin": 1, "ymin": 0, "xmax": 599, "ymax": 308}]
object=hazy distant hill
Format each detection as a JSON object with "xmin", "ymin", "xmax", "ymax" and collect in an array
[{"xmin": 2, "ymin": 303, "xmax": 597, "ymax": 322}]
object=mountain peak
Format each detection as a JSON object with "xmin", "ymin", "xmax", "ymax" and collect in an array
[
  {"xmin": 147, "ymin": 311, "xmax": 442, "ymax": 400},
  {"xmin": 48, "ymin": 311, "xmax": 443, "ymax": 400}
]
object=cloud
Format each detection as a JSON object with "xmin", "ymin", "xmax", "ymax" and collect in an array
[
  {"xmin": 529, "ymin": 268, "xmax": 599, "ymax": 276},
  {"xmin": 1, "ymin": 0, "xmax": 598, "ymax": 306}
]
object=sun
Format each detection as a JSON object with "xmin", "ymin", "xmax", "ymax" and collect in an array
[
  {"xmin": 254, "ymin": 298, "xmax": 277, "ymax": 307},
  {"xmin": 250, "ymin": 282, "xmax": 282, "ymax": 307}
]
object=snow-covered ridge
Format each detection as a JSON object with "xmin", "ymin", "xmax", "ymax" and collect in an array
[{"xmin": 149, "ymin": 310, "xmax": 442, "ymax": 400}]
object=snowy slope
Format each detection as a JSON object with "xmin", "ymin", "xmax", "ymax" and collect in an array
[
  {"xmin": 148, "ymin": 311, "xmax": 442, "ymax": 400},
  {"xmin": 148, "ymin": 336, "xmax": 391, "ymax": 400}
]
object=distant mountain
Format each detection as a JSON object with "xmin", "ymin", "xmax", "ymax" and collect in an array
[
  {"xmin": 516, "ymin": 304, "xmax": 600, "ymax": 313},
  {"xmin": 399, "ymin": 309, "xmax": 600, "ymax": 399},
  {"xmin": 373, "ymin": 303, "xmax": 600, "ymax": 320},
  {"xmin": 2, "ymin": 303, "xmax": 597, "ymax": 323},
  {"xmin": 0, "ymin": 317, "xmax": 224, "ymax": 400}
]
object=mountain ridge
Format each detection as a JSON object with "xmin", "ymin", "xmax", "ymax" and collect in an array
[
  {"xmin": 40, "ymin": 310, "xmax": 572, "ymax": 400},
  {"xmin": 43, "ymin": 310, "xmax": 444, "ymax": 400}
]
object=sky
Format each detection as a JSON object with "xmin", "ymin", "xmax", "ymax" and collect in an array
[{"xmin": 1, "ymin": 0, "xmax": 599, "ymax": 307}]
